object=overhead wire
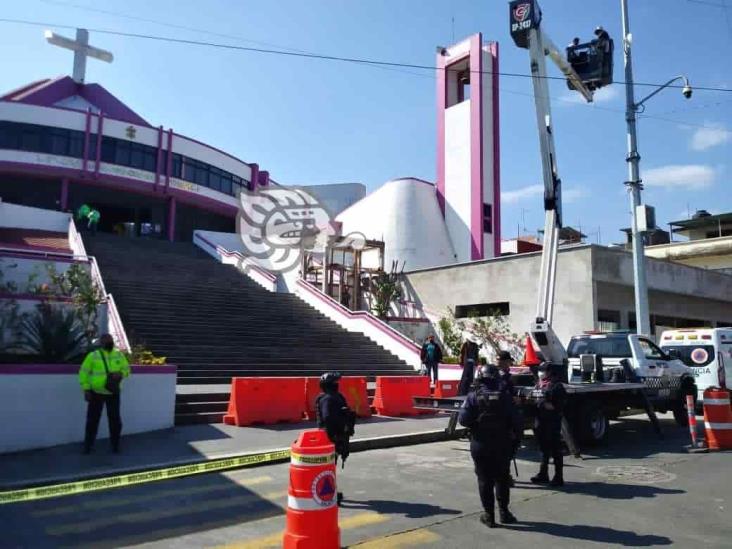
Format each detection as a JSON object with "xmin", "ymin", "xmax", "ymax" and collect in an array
[{"xmin": 1, "ymin": 16, "xmax": 731, "ymax": 94}]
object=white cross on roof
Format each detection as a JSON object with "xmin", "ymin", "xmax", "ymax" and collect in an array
[{"xmin": 44, "ymin": 28, "xmax": 114, "ymax": 84}]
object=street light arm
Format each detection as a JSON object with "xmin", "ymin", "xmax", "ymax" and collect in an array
[{"xmin": 634, "ymin": 75, "xmax": 689, "ymax": 110}]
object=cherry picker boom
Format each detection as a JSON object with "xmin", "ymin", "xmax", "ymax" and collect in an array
[
  {"xmin": 509, "ymin": 0, "xmax": 594, "ymax": 370},
  {"xmin": 413, "ymin": 2, "xmax": 699, "ymax": 451}
]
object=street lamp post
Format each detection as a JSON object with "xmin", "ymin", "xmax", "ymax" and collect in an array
[{"xmin": 620, "ymin": 0, "xmax": 691, "ymax": 337}]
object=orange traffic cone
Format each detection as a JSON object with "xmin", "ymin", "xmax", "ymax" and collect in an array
[
  {"xmin": 522, "ymin": 335, "xmax": 541, "ymax": 366},
  {"xmin": 283, "ymin": 429, "xmax": 340, "ymax": 549}
]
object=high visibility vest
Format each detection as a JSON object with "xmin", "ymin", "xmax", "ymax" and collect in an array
[
  {"xmin": 77, "ymin": 204, "xmax": 91, "ymax": 220},
  {"xmin": 79, "ymin": 349, "xmax": 130, "ymax": 394}
]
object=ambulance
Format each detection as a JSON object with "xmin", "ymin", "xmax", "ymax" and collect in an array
[{"xmin": 659, "ymin": 328, "xmax": 732, "ymax": 402}]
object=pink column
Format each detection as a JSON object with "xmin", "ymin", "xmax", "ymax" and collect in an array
[
  {"xmin": 60, "ymin": 178, "xmax": 69, "ymax": 211},
  {"xmin": 167, "ymin": 196, "xmax": 177, "ymax": 242}
]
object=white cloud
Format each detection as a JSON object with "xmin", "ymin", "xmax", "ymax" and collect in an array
[
  {"xmin": 643, "ymin": 164, "xmax": 717, "ymax": 190},
  {"xmin": 501, "ymin": 184, "xmax": 543, "ymax": 204},
  {"xmin": 690, "ymin": 123, "xmax": 731, "ymax": 151},
  {"xmin": 560, "ymin": 86, "xmax": 619, "ymax": 105},
  {"xmin": 501, "ymin": 184, "xmax": 587, "ymax": 204}
]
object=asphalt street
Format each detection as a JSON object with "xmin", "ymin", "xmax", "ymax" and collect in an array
[{"xmin": 0, "ymin": 413, "xmax": 729, "ymax": 548}]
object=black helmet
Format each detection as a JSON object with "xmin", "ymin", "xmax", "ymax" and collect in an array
[
  {"xmin": 476, "ymin": 364, "xmax": 500, "ymax": 382},
  {"xmin": 319, "ymin": 371, "xmax": 342, "ymax": 390},
  {"xmin": 594, "ymin": 25, "xmax": 605, "ymax": 35}
]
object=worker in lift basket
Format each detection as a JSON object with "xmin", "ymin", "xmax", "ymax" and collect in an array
[
  {"xmin": 316, "ymin": 371, "xmax": 356, "ymax": 506},
  {"xmin": 459, "ymin": 365, "xmax": 521, "ymax": 528},
  {"xmin": 530, "ymin": 362, "xmax": 567, "ymax": 487}
]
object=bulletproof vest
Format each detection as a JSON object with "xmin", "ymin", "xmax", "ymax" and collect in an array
[{"xmin": 475, "ymin": 389, "xmax": 505, "ymax": 429}]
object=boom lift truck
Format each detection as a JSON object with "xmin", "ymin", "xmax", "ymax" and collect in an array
[{"xmin": 416, "ymin": 0, "xmax": 695, "ymax": 450}]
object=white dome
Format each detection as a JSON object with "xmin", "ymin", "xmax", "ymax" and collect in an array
[{"xmin": 336, "ymin": 177, "xmax": 457, "ymax": 271}]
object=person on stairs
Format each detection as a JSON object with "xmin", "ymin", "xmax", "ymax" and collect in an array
[
  {"xmin": 420, "ymin": 335, "xmax": 443, "ymax": 385},
  {"xmin": 530, "ymin": 362, "xmax": 568, "ymax": 487},
  {"xmin": 79, "ymin": 334, "xmax": 130, "ymax": 454}
]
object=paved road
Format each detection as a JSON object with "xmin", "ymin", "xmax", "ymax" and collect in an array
[{"xmin": 0, "ymin": 413, "xmax": 729, "ymax": 548}]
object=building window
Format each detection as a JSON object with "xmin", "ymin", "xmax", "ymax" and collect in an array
[
  {"xmin": 457, "ymin": 70, "xmax": 471, "ymax": 103},
  {"xmin": 483, "ymin": 203, "xmax": 493, "ymax": 234},
  {"xmin": 0, "ymin": 120, "xmax": 250, "ymax": 197},
  {"xmin": 597, "ymin": 309, "xmax": 620, "ymax": 332},
  {"xmin": 455, "ymin": 302, "xmax": 510, "ymax": 318}
]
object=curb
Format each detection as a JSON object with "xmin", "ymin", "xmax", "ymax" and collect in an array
[{"xmin": 0, "ymin": 428, "xmax": 465, "ymax": 492}]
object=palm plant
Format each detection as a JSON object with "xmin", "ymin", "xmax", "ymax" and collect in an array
[{"xmin": 17, "ymin": 303, "xmax": 89, "ymax": 363}]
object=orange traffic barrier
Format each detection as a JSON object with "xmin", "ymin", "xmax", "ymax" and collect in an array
[
  {"xmin": 224, "ymin": 377, "xmax": 306, "ymax": 426},
  {"xmin": 339, "ymin": 377, "xmax": 372, "ymax": 418},
  {"xmin": 433, "ymin": 380, "xmax": 459, "ymax": 398},
  {"xmin": 373, "ymin": 376, "xmax": 432, "ymax": 416},
  {"xmin": 522, "ymin": 335, "xmax": 541, "ymax": 366},
  {"xmin": 703, "ymin": 387, "xmax": 732, "ymax": 451},
  {"xmin": 304, "ymin": 377, "xmax": 321, "ymax": 421},
  {"xmin": 283, "ymin": 429, "xmax": 340, "ymax": 549},
  {"xmin": 304, "ymin": 376, "xmax": 371, "ymax": 420}
]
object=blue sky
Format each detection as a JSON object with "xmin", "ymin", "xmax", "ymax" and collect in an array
[{"xmin": 1, "ymin": 0, "xmax": 730, "ymax": 244}]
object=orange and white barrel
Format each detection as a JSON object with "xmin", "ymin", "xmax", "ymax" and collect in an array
[
  {"xmin": 702, "ymin": 387, "xmax": 732, "ymax": 451},
  {"xmin": 283, "ymin": 429, "xmax": 339, "ymax": 549}
]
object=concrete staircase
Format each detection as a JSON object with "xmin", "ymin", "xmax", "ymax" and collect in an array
[{"xmin": 84, "ymin": 234, "xmax": 415, "ymax": 425}]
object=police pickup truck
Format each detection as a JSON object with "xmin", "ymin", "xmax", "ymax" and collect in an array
[
  {"xmin": 564, "ymin": 332, "xmax": 697, "ymax": 440},
  {"xmin": 414, "ymin": 331, "xmax": 697, "ymax": 448}
]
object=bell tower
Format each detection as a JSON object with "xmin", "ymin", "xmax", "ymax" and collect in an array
[{"xmin": 436, "ymin": 33, "xmax": 500, "ymax": 262}]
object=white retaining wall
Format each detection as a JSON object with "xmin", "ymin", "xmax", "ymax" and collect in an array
[{"xmin": 0, "ymin": 365, "xmax": 177, "ymax": 453}]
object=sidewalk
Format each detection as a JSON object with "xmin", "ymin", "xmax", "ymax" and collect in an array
[{"xmin": 0, "ymin": 414, "xmax": 458, "ymax": 490}]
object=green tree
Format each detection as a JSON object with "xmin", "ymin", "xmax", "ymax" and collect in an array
[{"xmin": 437, "ymin": 309, "xmax": 463, "ymax": 358}]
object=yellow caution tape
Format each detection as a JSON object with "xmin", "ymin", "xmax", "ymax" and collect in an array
[
  {"xmin": 0, "ymin": 449, "xmax": 291, "ymax": 505},
  {"xmin": 290, "ymin": 452, "xmax": 336, "ymax": 465}
]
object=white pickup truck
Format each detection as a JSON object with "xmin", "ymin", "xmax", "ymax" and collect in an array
[{"xmin": 565, "ymin": 332, "xmax": 697, "ymax": 436}]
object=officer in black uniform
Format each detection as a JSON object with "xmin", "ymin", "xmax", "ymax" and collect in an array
[
  {"xmin": 459, "ymin": 365, "xmax": 521, "ymax": 528},
  {"xmin": 530, "ymin": 362, "xmax": 568, "ymax": 487},
  {"xmin": 316, "ymin": 371, "xmax": 356, "ymax": 505}
]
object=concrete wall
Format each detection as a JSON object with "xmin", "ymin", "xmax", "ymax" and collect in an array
[
  {"xmin": 0, "ymin": 253, "xmax": 89, "ymax": 289},
  {"xmin": 592, "ymin": 246, "xmax": 732, "ymax": 302},
  {"xmin": 0, "ymin": 365, "xmax": 176, "ymax": 453},
  {"xmin": 595, "ymin": 282, "xmax": 732, "ymax": 332},
  {"xmin": 403, "ymin": 246, "xmax": 596, "ymax": 345},
  {"xmin": 0, "ymin": 200, "xmax": 70, "ymax": 232}
]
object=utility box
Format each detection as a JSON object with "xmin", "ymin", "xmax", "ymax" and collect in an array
[{"xmin": 636, "ymin": 204, "xmax": 656, "ymax": 233}]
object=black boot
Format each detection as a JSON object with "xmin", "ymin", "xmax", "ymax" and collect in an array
[
  {"xmin": 499, "ymin": 508, "xmax": 517, "ymax": 524},
  {"xmin": 479, "ymin": 512, "xmax": 497, "ymax": 528},
  {"xmin": 530, "ymin": 467, "xmax": 549, "ymax": 484},
  {"xmin": 549, "ymin": 454, "xmax": 564, "ymax": 486}
]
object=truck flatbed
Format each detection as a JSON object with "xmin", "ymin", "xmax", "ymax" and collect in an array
[{"xmin": 413, "ymin": 381, "xmax": 649, "ymax": 412}]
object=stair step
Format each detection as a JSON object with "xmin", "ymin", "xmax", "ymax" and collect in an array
[{"xmin": 174, "ymin": 412, "xmax": 225, "ymax": 425}]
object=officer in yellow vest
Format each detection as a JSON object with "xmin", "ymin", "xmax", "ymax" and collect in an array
[{"xmin": 79, "ymin": 334, "xmax": 130, "ymax": 454}]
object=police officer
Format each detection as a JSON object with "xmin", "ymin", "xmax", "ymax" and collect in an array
[
  {"xmin": 459, "ymin": 365, "xmax": 520, "ymax": 528},
  {"xmin": 458, "ymin": 339, "xmax": 480, "ymax": 395},
  {"xmin": 496, "ymin": 351, "xmax": 516, "ymax": 397},
  {"xmin": 79, "ymin": 334, "xmax": 130, "ymax": 454},
  {"xmin": 530, "ymin": 362, "xmax": 567, "ymax": 487},
  {"xmin": 316, "ymin": 371, "xmax": 356, "ymax": 505}
]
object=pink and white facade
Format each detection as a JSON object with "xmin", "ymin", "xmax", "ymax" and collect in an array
[
  {"xmin": 337, "ymin": 33, "xmax": 501, "ymax": 271},
  {"xmin": 0, "ymin": 76, "xmax": 271, "ymax": 242},
  {"xmin": 436, "ymin": 33, "xmax": 501, "ymax": 262}
]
